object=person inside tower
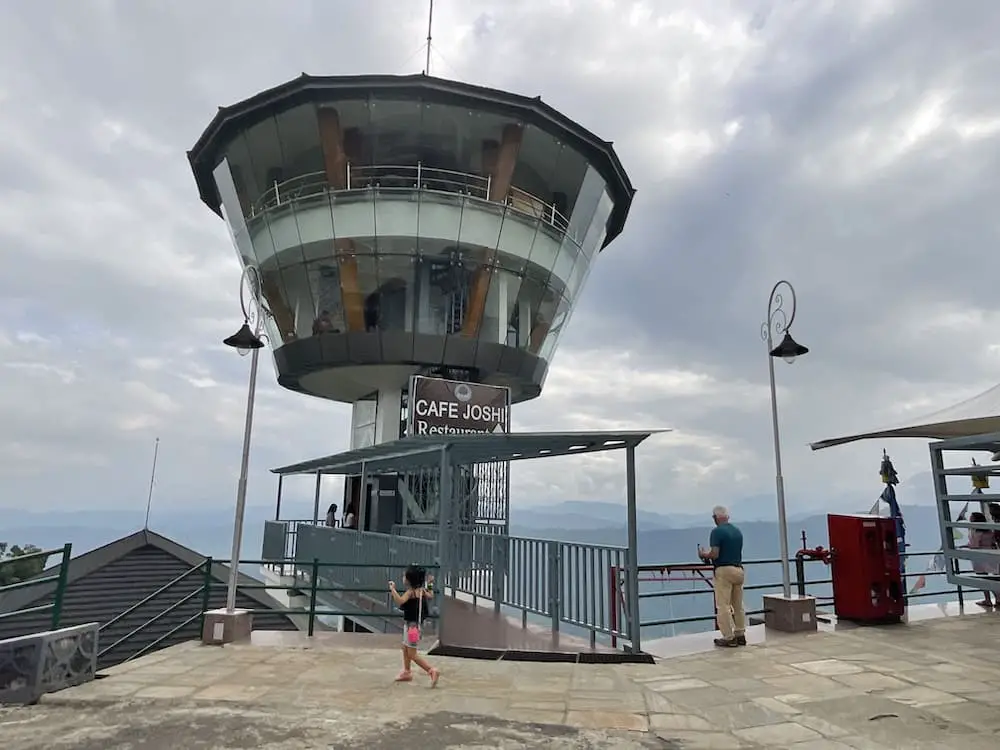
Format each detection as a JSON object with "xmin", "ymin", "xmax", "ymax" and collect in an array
[
  {"xmin": 344, "ymin": 501, "xmax": 359, "ymax": 530},
  {"xmin": 312, "ymin": 310, "xmax": 337, "ymax": 335},
  {"xmin": 325, "ymin": 503, "xmax": 339, "ymax": 527}
]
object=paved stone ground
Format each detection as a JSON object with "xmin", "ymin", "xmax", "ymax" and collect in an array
[{"xmin": 1, "ymin": 610, "xmax": 999, "ymax": 748}]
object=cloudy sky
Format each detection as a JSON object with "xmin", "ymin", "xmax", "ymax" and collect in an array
[{"xmin": 2, "ymin": 0, "xmax": 998, "ymax": 523}]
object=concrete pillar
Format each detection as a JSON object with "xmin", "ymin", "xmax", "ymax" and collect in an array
[
  {"xmin": 260, "ymin": 272, "xmax": 296, "ymax": 343},
  {"xmin": 374, "ymin": 389, "xmax": 402, "ymax": 444},
  {"xmin": 317, "ymin": 108, "xmax": 348, "ymax": 190},
  {"xmin": 461, "ymin": 264, "xmax": 493, "ymax": 337},
  {"xmin": 202, "ymin": 609, "xmax": 253, "ymax": 645},
  {"xmin": 317, "ymin": 107, "xmax": 365, "ymax": 332},
  {"xmin": 518, "ymin": 301, "xmax": 531, "ymax": 349},
  {"xmin": 463, "ymin": 124, "xmax": 523, "ymax": 337},
  {"xmin": 529, "ymin": 308, "xmax": 551, "ymax": 353},
  {"xmin": 481, "ymin": 139, "xmax": 499, "ymax": 192},
  {"xmin": 487, "ymin": 124, "xmax": 523, "ymax": 202}
]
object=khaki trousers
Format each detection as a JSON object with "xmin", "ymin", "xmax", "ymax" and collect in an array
[{"xmin": 713, "ymin": 565, "xmax": 746, "ymax": 639}]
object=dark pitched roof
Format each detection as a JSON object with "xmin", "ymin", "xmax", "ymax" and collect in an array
[
  {"xmin": 187, "ymin": 73, "xmax": 635, "ymax": 248},
  {"xmin": 0, "ymin": 528, "xmax": 282, "ymax": 615},
  {"xmin": 0, "ymin": 529, "xmax": 299, "ymax": 669}
]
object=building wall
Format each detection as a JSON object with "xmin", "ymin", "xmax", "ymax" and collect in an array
[{"xmin": 0, "ymin": 545, "xmax": 297, "ymax": 669}]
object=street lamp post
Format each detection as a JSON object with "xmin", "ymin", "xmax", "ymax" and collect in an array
[
  {"xmin": 761, "ymin": 280, "xmax": 810, "ymax": 599},
  {"xmin": 222, "ymin": 265, "xmax": 267, "ymax": 613}
]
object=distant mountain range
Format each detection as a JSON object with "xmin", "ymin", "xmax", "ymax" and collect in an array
[
  {"xmin": 511, "ymin": 502, "xmax": 946, "ymax": 560},
  {"xmin": 3, "ymin": 495, "xmax": 959, "ymax": 640},
  {"xmin": 3, "ymin": 495, "xmax": 948, "ymax": 569},
  {"xmin": 507, "ymin": 496, "xmax": 839, "ymax": 534}
]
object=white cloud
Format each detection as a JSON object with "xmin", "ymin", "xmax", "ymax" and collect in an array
[{"xmin": 1, "ymin": 0, "xmax": 999, "ymax": 523}]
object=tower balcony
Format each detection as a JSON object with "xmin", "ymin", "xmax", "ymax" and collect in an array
[
  {"xmin": 225, "ymin": 161, "xmax": 608, "ymax": 403},
  {"xmin": 189, "ymin": 75, "xmax": 635, "ymax": 403}
]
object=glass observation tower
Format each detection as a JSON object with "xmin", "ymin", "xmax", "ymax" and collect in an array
[{"xmin": 188, "ymin": 73, "xmax": 634, "ymax": 529}]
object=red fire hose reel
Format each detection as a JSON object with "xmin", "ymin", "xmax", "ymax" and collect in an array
[{"xmin": 797, "ymin": 546, "xmax": 832, "ymax": 564}]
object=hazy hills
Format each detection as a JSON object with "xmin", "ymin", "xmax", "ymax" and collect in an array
[
  {"xmin": 2, "ymin": 497, "xmax": 948, "ymax": 567},
  {"xmin": 4, "ymin": 497, "xmax": 957, "ymax": 639}
]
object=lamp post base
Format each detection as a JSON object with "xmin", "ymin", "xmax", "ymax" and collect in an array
[
  {"xmin": 201, "ymin": 608, "xmax": 253, "ymax": 646},
  {"xmin": 762, "ymin": 594, "xmax": 818, "ymax": 633}
]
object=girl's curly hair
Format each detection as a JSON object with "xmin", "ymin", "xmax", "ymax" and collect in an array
[{"xmin": 404, "ymin": 565, "xmax": 427, "ymax": 589}]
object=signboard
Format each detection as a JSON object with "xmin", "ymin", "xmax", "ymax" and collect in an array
[{"xmin": 407, "ymin": 376, "xmax": 511, "ymax": 436}]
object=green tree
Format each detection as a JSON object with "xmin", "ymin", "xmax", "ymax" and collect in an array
[{"xmin": 0, "ymin": 542, "xmax": 48, "ymax": 587}]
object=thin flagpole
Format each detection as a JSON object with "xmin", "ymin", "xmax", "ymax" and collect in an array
[
  {"xmin": 425, "ymin": 0, "xmax": 434, "ymax": 75},
  {"xmin": 144, "ymin": 437, "xmax": 160, "ymax": 529}
]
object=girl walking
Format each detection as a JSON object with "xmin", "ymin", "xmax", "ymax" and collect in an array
[{"xmin": 389, "ymin": 566, "xmax": 440, "ymax": 686}]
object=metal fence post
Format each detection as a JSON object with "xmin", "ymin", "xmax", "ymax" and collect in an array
[
  {"xmin": 610, "ymin": 565, "xmax": 619, "ymax": 648},
  {"xmin": 794, "ymin": 555, "xmax": 807, "ymax": 597},
  {"xmin": 50, "ymin": 543, "xmax": 72, "ymax": 630},
  {"xmin": 200, "ymin": 558, "xmax": 213, "ymax": 631},
  {"xmin": 308, "ymin": 558, "xmax": 319, "ymax": 636},
  {"xmin": 491, "ymin": 534, "xmax": 503, "ymax": 613},
  {"xmin": 953, "ymin": 558, "xmax": 964, "ymax": 609},
  {"xmin": 625, "ymin": 445, "xmax": 642, "ymax": 654},
  {"xmin": 548, "ymin": 541, "xmax": 561, "ymax": 636}
]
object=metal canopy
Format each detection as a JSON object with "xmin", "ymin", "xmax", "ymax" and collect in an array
[
  {"xmin": 811, "ymin": 382, "xmax": 1000, "ymax": 450},
  {"xmin": 271, "ymin": 430, "xmax": 668, "ymax": 476}
]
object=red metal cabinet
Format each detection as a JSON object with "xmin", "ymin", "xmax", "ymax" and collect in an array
[{"xmin": 828, "ymin": 514, "xmax": 904, "ymax": 622}]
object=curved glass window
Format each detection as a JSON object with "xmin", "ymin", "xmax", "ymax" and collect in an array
[{"xmin": 209, "ymin": 97, "xmax": 619, "ymax": 360}]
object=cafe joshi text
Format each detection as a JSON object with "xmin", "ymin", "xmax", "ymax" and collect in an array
[{"xmin": 412, "ymin": 398, "xmax": 508, "ymax": 427}]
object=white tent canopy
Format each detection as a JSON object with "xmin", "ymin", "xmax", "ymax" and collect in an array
[{"xmin": 810, "ymin": 382, "xmax": 1000, "ymax": 451}]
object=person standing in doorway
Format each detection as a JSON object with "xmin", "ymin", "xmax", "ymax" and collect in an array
[{"xmin": 698, "ymin": 505, "xmax": 746, "ymax": 648}]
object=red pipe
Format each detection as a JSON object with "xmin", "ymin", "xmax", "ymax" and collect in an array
[{"xmin": 796, "ymin": 545, "xmax": 832, "ymax": 564}]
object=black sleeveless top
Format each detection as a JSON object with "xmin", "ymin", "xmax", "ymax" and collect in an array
[{"xmin": 400, "ymin": 593, "xmax": 422, "ymax": 623}]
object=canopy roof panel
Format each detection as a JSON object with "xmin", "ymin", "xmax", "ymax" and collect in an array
[
  {"xmin": 271, "ymin": 429, "xmax": 668, "ymax": 476},
  {"xmin": 811, "ymin": 382, "xmax": 1000, "ymax": 451}
]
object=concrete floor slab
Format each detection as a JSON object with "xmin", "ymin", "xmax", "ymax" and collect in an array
[{"xmin": 0, "ymin": 609, "xmax": 997, "ymax": 748}]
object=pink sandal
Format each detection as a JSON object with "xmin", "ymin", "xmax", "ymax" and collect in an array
[{"xmin": 395, "ymin": 670, "xmax": 413, "ymax": 682}]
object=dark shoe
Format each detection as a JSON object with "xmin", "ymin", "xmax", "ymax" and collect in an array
[
  {"xmin": 714, "ymin": 637, "xmax": 739, "ymax": 648},
  {"xmin": 736, "ymin": 635, "xmax": 747, "ymax": 646}
]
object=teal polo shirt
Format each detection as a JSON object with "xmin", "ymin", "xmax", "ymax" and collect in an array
[{"xmin": 709, "ymin": 522, "xmax": 743, "ymax": 568}]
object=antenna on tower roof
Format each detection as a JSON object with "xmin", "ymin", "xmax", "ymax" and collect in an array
[{"xmin": 424, "ymin": 0, "xmax": 434, "ymax": 75}]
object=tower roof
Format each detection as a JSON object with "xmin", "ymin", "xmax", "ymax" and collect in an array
[{"xmin": 188, "ymin": 73, "xmax": 635, "ymax": 248}]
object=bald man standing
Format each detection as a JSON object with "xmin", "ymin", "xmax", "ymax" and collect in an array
[{"xmin": 698, "ymin": 505, "xmax": 746, "ymax": 648}]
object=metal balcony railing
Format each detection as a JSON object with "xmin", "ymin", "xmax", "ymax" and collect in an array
[
  {"xmin": 247, "ymin": 163, "xmax": 574, "ymax": 237},
  {"xmin": 263, "ymin": 519, "xmax": 978, "ymax": 652}
]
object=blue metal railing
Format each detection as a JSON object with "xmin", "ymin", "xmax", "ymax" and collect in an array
[
  {"xmin": 270, "ymin": 521, "xmax": 634, "ymax": 647},
  {"xmin": 265, "ymin": 520, "xmax": 981, "ymax": 652}
]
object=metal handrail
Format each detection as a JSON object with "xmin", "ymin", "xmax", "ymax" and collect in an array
[
  {"xmin": 124, "ymin": 611, "xmax": 204, "ymax": 663},
  {"xmin": 95, "ymin": 556, "xmax": 443, "ymax": 661},
  {"xmin": 248, "ymin": 163, "xmax": 574, "ymax": 237},
  {"xmin": 99, "ymin": 563, "xmax": 205, "ymax": 632},
  {"xmin": 99, "ymin": 587, "xmax": 205, "ymax": 659},
  {"xmin": 632, "ymin": 551, "xmax": 969, "ymax": 631},
  {"xmin": 0, "ymin": 543, "xmax": 72, "ymax": 630}
]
